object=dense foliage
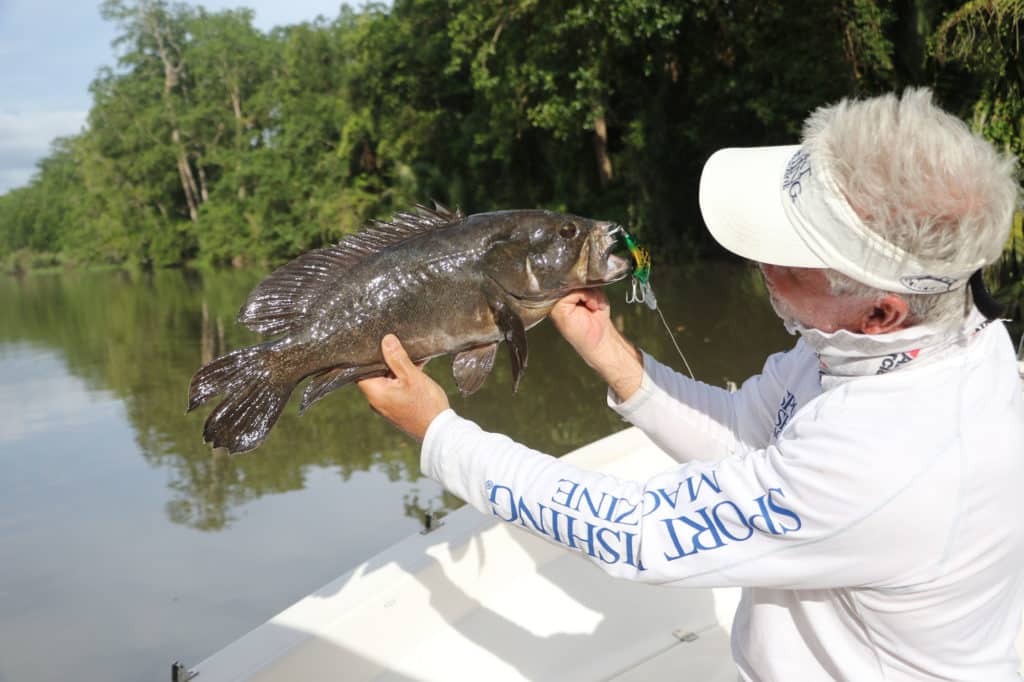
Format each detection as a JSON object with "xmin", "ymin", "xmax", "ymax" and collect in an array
[{"xmin": 0, "ymin": 0, "xmax": 1021, "ymax": 277}]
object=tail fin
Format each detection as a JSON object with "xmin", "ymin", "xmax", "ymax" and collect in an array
[{"xmin": 187, "ymin": 345, "xmax": 294, "ymax": 454}]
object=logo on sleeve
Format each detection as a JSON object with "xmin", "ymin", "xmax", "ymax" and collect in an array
[
  {"xmin": 772, "ymin": 390, "xmax": 798, "ymax": 439},
  {"xmin": 485, "ymin": 471, "xmax": 803, "ymax": 569}
]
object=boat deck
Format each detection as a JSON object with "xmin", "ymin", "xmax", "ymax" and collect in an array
[{"xmin": 193, "ymin": 428, "xmax": 740, "ymax": 681}]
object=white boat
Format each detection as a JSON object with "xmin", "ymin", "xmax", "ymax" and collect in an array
[
  {"xmin": 180, "ymin": 427, "xmax": 741, "ymax": 681},
  {"xmin": 183, "ymin": 402, "xmax": 1024, "ymax": 681}
]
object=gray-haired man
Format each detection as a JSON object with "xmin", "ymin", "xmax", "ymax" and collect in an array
[{"xmin": 359, "ymin": 89, "xmax": 1024, "ymax": 680}]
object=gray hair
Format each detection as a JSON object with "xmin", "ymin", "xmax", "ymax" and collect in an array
[{"xmin": 801, "ymin": 88, "xmax": 1020, "ymax": 325}]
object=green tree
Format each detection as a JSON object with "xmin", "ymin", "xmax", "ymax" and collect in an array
[
  {"xmin": 1, "ymin": 0, "xmax": 1020, "ymax": 274},
  {"xmin": 931, "ymin": 0, "xmax": 1024, "ymax": 162},
  {"xmin": 182, "ymin": 7, "xmax": 275, "ymax": 263}
]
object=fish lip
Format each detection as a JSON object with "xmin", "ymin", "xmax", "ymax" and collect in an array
[
  {"xmin": 587, "ymin": 222, "xmax": 632, "ymax": 284},
  {"xmin": 596, "ymin": 254, "xmax": 632, "ymax": 284}
]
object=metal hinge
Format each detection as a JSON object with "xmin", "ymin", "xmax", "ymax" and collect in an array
[
  {"xmin": 420, "ymin": 511, "xmax": 445, "ymax": 534},
  {"xmin": 672, "ymin": 630, "xmax": 700, "ymax": 643},
  {"xmin": 171, "ymin": 661, "xmax": 198, "ymax": 681}
]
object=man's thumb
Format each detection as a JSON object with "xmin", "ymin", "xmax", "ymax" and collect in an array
[{"xmin": 381, "ymin": 334, "xmax": 415, "ymax": 378}]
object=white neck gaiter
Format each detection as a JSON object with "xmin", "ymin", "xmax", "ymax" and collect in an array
[{"xmin": 786, "ymin": 309, "xmax": 993, "ymax": 389}]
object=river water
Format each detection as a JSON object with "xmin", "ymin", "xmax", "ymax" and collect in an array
[{"xmin": 0, "ymin": 262, "xmax": 792, "ymax": 682}]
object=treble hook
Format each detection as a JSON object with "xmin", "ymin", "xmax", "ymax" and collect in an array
[
  {"xmin": 626, "ymin": 277, "xmax": 657, "ymax": 310},
  {"xmin": 626, "ymin": 277, "xmax": 642, "ymax": 304}
]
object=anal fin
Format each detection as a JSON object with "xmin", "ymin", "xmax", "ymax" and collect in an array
[
  {"xmin": 452, "ymin": 343, "xmax": 499, "ymax": 395},
  {"xmin": 300, "ymin": 364, "xmax": 385, "ymax": 413}
]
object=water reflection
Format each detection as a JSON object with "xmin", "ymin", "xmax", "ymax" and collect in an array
[{"xmin": 0, "ymin": 261, "xmax": 791, "ymax": 532}]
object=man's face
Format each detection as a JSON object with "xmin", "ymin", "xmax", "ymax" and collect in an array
[{"xmin": 759, "ymin": 264, "xmax": 869, "ymax": 333}]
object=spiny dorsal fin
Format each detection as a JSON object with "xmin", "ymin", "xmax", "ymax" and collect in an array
[{"xmin": 238, "ymin": 203, "xmax": 464, "ymax": 336}]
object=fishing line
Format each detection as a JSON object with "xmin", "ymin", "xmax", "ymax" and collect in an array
[
  {"xmin": 616, "ymin": 226, "xmax": 696, "ymax": 380},
  {"xmin": 654, "ymin": 304, "xmax": 696, "ymax": 380}
]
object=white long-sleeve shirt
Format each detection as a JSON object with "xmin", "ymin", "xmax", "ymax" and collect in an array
[{"xmin": 421, "ymin": 316, "xmax": 1024, "ymax": 680}]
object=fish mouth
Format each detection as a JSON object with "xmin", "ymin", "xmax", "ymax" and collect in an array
[
  {"xmin": 586, "ymin": 222, "xmax": 632, "ymax": 285},
  {"xmin": 493, "ymin": 222, "xmax": 632, "ymax": 308}
]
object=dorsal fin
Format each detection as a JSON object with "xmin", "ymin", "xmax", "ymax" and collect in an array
[{"xmin": 238, "ymin": 203, "xmax": 464, "ymax": 336}]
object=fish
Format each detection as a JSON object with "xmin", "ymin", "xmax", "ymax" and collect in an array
[{"xmin": 187, "ymin": 204, "xmax": 631, "ymax": 453}]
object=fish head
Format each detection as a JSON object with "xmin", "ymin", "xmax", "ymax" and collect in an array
[{"xmin": 484, "ymin": 211, "xmax": 632, "ymax": 302}]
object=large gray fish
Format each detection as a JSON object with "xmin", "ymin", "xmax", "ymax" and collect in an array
[{"xmin": 187, "ymin": 205, "xmax": 631, "ymax": 453}]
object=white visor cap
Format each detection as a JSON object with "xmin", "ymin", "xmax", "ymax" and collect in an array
[{"xmin": 698, "ymin": 145, "xmax": 984, "ymax": 294}]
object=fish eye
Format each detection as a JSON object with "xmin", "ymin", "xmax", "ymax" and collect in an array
[{"xmin": 559, "ymin": 223, "xmax": 578, "ymax": 239}]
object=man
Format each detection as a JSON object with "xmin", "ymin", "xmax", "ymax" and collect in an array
[{"xmin": 358, "ymin": 89, "xmax": 1024, "ymax": 680}]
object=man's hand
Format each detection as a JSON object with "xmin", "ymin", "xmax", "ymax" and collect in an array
[
  {"xmin": 357, "ymin": 334, "xmax": 450, "ymax": 441},
  {"xmin": 550, "ymin": 289, "xmax": 615, "ymax": 360},
  {"xmin": 549, "ymin": 289, "xmax": 644, "ymax": 401}
]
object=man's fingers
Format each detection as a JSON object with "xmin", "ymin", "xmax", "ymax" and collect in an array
[
  {"xmin": 356, "ymin": 375, "xmax": 386, "ymax": 395},
  {"xmin": 561, "ymin": 288, "xmax": 607, "ymax": 307},
  {"xmin": 558, "ymin": 290, "xmax": 584, "ymax": 305},
  {"xmin": 582, "ymin": 288, "xmax": 609, "ymax": 311},
  {"xmin": 380, "ymin": 334, "xmax": 417, "ymax": 380}
]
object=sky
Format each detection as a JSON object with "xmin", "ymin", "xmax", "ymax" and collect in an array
[{"xmin": 0, "ymin": 0, "xmax": 348, "ymax": 195}]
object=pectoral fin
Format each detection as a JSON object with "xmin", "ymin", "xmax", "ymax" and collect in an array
[
  {"xmin": 491, "ymin": 299, "xmax": 528, "ymax": 393},
  {"xmin": 452, "ymin": 343, "xmax": 499, "ymax": 395}
]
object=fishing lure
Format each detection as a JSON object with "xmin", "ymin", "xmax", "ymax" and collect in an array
[
  {"xmin": 620, "ymin": 227, "xmax": 657, "ymax": 310},
  {"xmin": 616, "ymin": 225, "xmax": 695, "ymax": 379}
]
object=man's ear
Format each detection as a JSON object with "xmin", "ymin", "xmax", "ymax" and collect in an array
[{"xmin": 861, "ymin": 295, "xmax": 910, "ymax": 334}]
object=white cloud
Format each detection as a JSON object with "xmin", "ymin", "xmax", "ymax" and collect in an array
[
  {"xmin": 0, "ymin": 345, "xmax": 119, "ymax": 445},
  {"xmin": 0, "ymin": 111, "xmax": 88, "ymax": 152},
  {"xmin": 0, "ymin": 168, "xmax": 33, "ymax": 193},
  {"xmin": 0, "ymin": 0, "xmax": 353, "ymax": 195},
  {"xmin": 0, "ymin": 111, "xmax": 88, "ymax": 193}
]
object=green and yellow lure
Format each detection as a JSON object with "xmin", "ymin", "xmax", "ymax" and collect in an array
[
  {"xmin": 616, "ymin": 224, "xmax": 695, "ymax": 378},
  {"xmin": 619, "ymin": 226, "xmax": 657, "ymax": 310}
]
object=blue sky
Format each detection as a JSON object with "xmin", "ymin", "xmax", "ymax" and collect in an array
[{"xmin": 0, "ymin": 0, "xmax": 348, "ymax": 195}]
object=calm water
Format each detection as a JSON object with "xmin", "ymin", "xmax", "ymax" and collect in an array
[{"xmin": 0, "ymin": 262, "xmax": 791, "ymax": 682}]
